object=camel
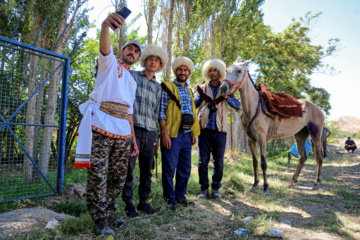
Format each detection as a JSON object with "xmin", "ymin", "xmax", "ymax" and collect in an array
[{"xmin": 219, "ymin": 60, "xmax": 324, "ymax": 195}]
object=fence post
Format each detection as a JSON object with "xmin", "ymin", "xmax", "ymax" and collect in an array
[{"xmin": 57, "ymin": 57, "xmax": 70, "ymax": 195}]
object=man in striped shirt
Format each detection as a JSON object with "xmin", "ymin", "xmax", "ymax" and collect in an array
[{"xmin": 122, "ymin": 44, "xmax": 168, "ymax": 218}]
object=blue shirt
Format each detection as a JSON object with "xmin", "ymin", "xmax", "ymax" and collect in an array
[
  {"xmin": 345, "ymin": 140, "xmax": 356, "ymax": 146},
  {"xmin": 159, "ymin": 80, "xmax": 194, "ymax": 133},
  {"xmin": 195, "ymin": 83, "xmax": 241, "ymax": 131}
]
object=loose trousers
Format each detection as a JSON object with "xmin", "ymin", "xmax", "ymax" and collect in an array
[
  {"xmin": 161, "ymin": 130, "xmax": 192, "ymax": 203},
  {"xmin": 85, "ymin": 131, "xmax": 130, "ymax": 224},
  {"xmin": 198, "ymin": 129, "xmax": 227, "ymax": 191},
  {"xmin": 122, "ymin": 127, "xmax": 157, "ymax": 203}
]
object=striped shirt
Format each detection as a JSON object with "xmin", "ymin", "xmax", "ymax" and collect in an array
[
  {"xmin": 159, "ymin": 80, "xmax": 194, "ymax": 133},
  {"xmin": 130, "ymin": 70, "xmax": 161, "ymax": 132}
]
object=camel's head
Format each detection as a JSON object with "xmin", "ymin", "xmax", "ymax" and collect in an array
[{"xmin": 218, "ymin": 59, "xmax": 252, "ymax": 96}]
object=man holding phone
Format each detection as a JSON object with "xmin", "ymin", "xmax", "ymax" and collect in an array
[{"xmin": 74, "ymin": 9, "xmax": 140, "ymax": 239}]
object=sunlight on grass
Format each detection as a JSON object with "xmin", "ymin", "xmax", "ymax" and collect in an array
[{"xmin": 1, "ymin": 146, "xmax": 359, "ymax": 239}]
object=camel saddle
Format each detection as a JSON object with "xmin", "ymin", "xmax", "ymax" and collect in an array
[{"xmin": 257, "ymin": 84, "xmax": 303, "ymax": 119}]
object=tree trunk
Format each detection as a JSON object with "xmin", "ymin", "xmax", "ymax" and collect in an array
[
  {"xmin": 144, "ymin": 0, "xmax": 156, "ymax": 45},
  {"xmin": 164, "ymin": 0, "xmax": 175, "ymax": 81},
  {"xmin": 24, "ymin": 48, "xmax": 39, "ymax": 180},
  {"xmin": 182, "ymin": 0, "xmax": 191, "ymax": 56},
  {"xmin": 38, "ymin": 6, "xmax": 69, "ymax": 176},
  {"xmin": 32, "ymin": 68, "xmax": 47, "ymax": 177},
  {"xmin": 39, "ymin": 0, "xmax": 84, "ymax": 176},
  {"xmin": 210, "ymin": 13, "xmax": 216, "ymax": 59}
]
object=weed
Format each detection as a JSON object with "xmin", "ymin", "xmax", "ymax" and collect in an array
[
  {"xmin": 335, "ymin": 187, "xmax": 358, "ymax": 200},
  {"xmin": 52, "ymin": 199, "xmax": 87, "ymax": 217}
]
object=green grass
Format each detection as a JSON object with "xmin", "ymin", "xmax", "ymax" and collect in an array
[{"xmin": 1, "ymin": 147, "xmax": 360, "ymax": 239}]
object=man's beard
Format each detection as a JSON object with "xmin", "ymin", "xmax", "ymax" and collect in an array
[
  {"xmin": 122, "ymin": 53, "xmax": 136, "ymax": 65},
  {"xmin": 176, "ymin": 75, "xmax": 188, "ymax": 82}
]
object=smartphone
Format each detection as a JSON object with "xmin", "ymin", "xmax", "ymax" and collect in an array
[{"xmin": 111, "ymin": 7, "xmax": 132, "ymax": 30}]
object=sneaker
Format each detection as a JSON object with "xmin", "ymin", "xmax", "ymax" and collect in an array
[
  {"xmin": 212, "ymin": 189, "xmax": 221, "ymax": 199},
  {"xmin": 108, "ymin": 214, "xmax": 127, "ymax": 229},
  {"xmin": 94, "ymin": 220, "xmax": 116, "ymax": 239},
  {"xmin": 198, "ymin": 189, "xmax": 209, "ymax": 199},
  {"xmin": 176, "ymin": 196, "xmax": 195, "ymax": 207},
  {"xmin": 125, "ymin": 202, "xmax": 140, "ymax": 218},
  {"xmin": 167, "ymin": 201, "xmax": 179, "ymax": 210},
  {"xmin": 137, "ymin": 202, "xmax": 157, "ymax": 215}
]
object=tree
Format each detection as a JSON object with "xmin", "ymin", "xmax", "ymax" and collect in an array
[
  {"xmin": 164, "ymin": 0, "xmax": 175, "ymax": 82},
  {"xmin": 144, "ymin": 0, "xmax": 157, "ymax": 45}
]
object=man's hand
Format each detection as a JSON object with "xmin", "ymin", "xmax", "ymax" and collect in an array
[
  {"xmin": 102, "ymin": 11, "xmax": 125, "ymax": 32},
  {"xmin": 100, "ymin": 11, "xmax": 125, "ymax": 56},
  {"xmin": 130, "ymin": 138, "xmax": 139, "ymax": 157},
  {"xmin": 155, "ymin": 141, "xmax": 159, "ymax": 153},
  {"xmin": 161, "ymin": 132, "xmax": 171, "ymax": 149},
  {"xmin": 192, "ymin": 136, "xmax": 197, "ymax": 146}
]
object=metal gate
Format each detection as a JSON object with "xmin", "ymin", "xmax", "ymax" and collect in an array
[{"xmin": 0, "ymin": 36, "xmax": 69, "ymax": 203}]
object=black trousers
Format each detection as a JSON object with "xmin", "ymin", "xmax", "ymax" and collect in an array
[
  {"xmin": 198, "ymin": 129, "xmax": 227, "ymax": 191},
  {"xmin": 345, "ymin": 146, "xmax": 357, "ymax": 152},
  {"xmin": 122, "ymin": 127, "xmax": 157, "ymax": 203}
]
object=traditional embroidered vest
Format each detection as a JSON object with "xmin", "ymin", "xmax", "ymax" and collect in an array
[
  {"xmin": 197, "ymin": 83, "xmax": 229, "ymax": 132},
  {"xmin": 162, "ymin": 82, "xmax": 200, "ymax": 138}
]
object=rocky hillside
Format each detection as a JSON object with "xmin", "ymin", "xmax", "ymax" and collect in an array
[{"xmin": 335, "ymin": 116, "xmax": 360, "ymax": 133}]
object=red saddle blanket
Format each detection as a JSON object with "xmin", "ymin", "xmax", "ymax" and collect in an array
[{"xmin": 258, "ymin": 84, "xmax": 303, "ymax": 118}]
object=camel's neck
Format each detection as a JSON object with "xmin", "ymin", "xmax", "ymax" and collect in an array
[{"xmin": 239, "ymin": 75, "xmax": 259, "ymax": 123}]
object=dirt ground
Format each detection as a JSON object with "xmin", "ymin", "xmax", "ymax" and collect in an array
[{"xmin": 0, "ymin": 143, "xmax": 359, "ymax": 239}]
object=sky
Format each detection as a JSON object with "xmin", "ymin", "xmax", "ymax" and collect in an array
[{"xmin": 86, "ymin": 0, "xmax": 360, "ymax": 121}]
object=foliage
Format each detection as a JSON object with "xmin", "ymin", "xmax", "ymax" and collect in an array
[{"xmin": 245, "ymin": 12, "xmax": 339, "ymax": 114}]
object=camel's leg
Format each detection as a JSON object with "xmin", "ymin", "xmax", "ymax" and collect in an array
[
  {"xmin": 259, "ymin": 139, "xmax": 269, "ymax": 196},
  {"xmin": 287, "ymin": 152, "xmax": 291, "ymax": 172},
  {"xmin": 290, "ymin": 127, "xmax": 309, "ymax": 188},
  {"xmin": 249, "ymin": 138, "xmax": 259, "ymax": 190},
  {"xmin": 312, "ymin": 135, "xmax": 323, "ymax": 190}
]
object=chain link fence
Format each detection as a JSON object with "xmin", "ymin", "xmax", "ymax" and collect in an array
[{"xmin": 0, "ymin": 36, "xmax": 69, "ymax": 203}]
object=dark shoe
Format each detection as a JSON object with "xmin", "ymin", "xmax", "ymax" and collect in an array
[
  {"xmin": 212, "ymin": 189, "xmax": 221, "ymax": 199},
  {"xmin": 125, "ymin": 202, "xmax": 140, "ymax": 218},
  {"xmin": 198, "ymin": 189, "xmax": 209, "ymax": 199},
  {"xmin": 94, "ymin": 220, "xmax": 116, "ymax": 239},
  {"xmin": 137, "ymin": 202, "xmax": 157, "ymax": 215},
  {"xmin": 176, "ymin": 197, "xmax": 195, "ymax": 207},
  {"xmin": 167, "ymin": 201, "xmax": 179, "ymax": 210},
  {"xmin": 108, "ymin": 214, "xmax": 127, "ymax": 229}
]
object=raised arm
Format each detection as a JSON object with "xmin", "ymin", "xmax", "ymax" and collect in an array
[{"xmin": 100, "ymin": 11, "xmax": 125, "ymax": 56}]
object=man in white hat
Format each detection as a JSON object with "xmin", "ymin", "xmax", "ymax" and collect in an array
[
  {"xmin": 74, "ymin": 11, "xmax": 140, "ymax": 239},
  {"xmin": 195, "ymin": 59, "xmax": 241, "ymax": 199},
  {"xmin": 158, "ymin": 57, "xmax": 200, "ymax": 209},
  {"xmin": 121, "ymin": 44, "xmax": 168, "ymax": 218}
]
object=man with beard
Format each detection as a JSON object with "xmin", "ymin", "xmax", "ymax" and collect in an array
[
  {"xmin": 74, "ymin": 11, "xmax": 139, "ymax": 239},
  {"xmin": 195, "ymin": 59, "xmax": 240, "ymax": 199},
  {"xmin": 121, "ymin": 45, "xmax": 167, "ymax": 218},
  {"xmin": 158, "ymin": 57, "xmax": 200, "ymax": 209}
]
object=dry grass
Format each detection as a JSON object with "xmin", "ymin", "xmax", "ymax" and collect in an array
[{"xmin": 2, "ymin": 142, "xmax": 360, "ymax": 240}]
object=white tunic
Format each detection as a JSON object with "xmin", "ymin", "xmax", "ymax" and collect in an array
[{"xmin": 74, "ymin": 48, "xmax": 137, "ymax": 167}]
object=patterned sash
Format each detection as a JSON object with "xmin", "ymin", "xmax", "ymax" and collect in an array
[{"xmin": 99, "ymin": 101, "xmax": 128, "ymax": 119}]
